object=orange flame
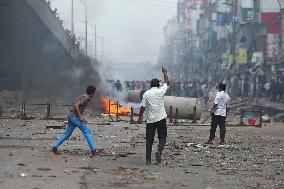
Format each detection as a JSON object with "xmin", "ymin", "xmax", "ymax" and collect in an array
[{"xmin": 100, "ymin": 97, "xmax": 131, "ymax": 115}]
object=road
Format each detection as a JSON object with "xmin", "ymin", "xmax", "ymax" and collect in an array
[{"xmin": 0, "ymin": 112, "xmax": 283, "ymax": 189}]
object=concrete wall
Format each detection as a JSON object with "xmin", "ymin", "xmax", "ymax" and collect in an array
[
  {"xmin": 0, "ymin": 0, "xmax": 82, "ymax": 91},
  {"xmin": 25, "ymin": 0, "xmax": 81, "ymax": 60}
]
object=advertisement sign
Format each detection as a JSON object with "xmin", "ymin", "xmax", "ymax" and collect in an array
[
  {"xmin": 260, "ymin": 13, "xmax": 281, "ymax": 34},
  {"xmin": 251, "ymin": 52, "xmax": 264, "ymax": 63},
  {"xmin": 241, "ymin": 0, "xmax": 253, "ymax": 8},
  {"xmin": 267, "ymin": 33, "xmax": 279, "ymax": 58},
  {"xmin": 260, "ymin": 0, "xmax": 284, "ymax": 13},
  {"xmin": 241, "ymin": 8, "xmax": 253, "ymax": 22},
  {"xmin": 237, "ymin": 48, "xmax": 247, "ymax": 64}
]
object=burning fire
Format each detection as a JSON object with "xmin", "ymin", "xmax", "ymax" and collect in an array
[{"xmin": 100, "ymin": 97, "xmax": 131, "ymax": 115}]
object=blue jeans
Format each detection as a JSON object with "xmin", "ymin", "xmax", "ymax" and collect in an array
[{"xmin": 52, "ymin": 116, "xmax": 96, "ymax": 151}]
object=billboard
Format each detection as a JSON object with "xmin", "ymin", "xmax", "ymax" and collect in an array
[
  {"xmin": 260, "ymin": 12, "xmax": 281, "ymax": 34},
  {"xmin": 260, "ymin": 0, "xmax": 284, "ymax": 13},
  {"xmin": 267, "ymin": 33, "xmax": 279, "ymax": 58},
  {"xmin": 237, "ymin": 48, "xmax": 247, "ymax": 64}
]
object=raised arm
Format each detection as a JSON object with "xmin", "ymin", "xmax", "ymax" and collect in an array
[
  {"xmin": 138, "ymin": 106, "xmax": 145, "ymax": 124},
  {"xmin": 162, "ymin": 66, "xmax": 169, "ymax": 86}
]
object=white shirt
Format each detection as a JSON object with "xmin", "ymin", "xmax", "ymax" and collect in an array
[
  {"xmin": 264, "ymin": 82, "xmax": 270, "ymax": 90},
  {"xmin": 141, "ymin": 83, "xmax": 168, "ymax": 123},
  {"xmin": 213, "ymin": 91, "xmax": 230, "ymax": 117}
]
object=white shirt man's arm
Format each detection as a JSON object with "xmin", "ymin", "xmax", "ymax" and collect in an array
[
  {"xmin": 159, "ymin": 83, "xmax": 168, "ymax": 95},
  {"xmin": 211, "ymin": 93, "xmax": 220, "ymax": 114},
  {"xmin": 138, "ymin": 94, "xmax": 147, "ymax": 124}
]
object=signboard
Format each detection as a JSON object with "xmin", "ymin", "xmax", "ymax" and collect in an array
[
  {"xmin": 267, "ymin": 33, "xmax": 279, "ymax": 58},
  {"xmin": 241, "ymin": 8, "xmax": 253, "ymax": 22},
  {"xmin": 240, "ymin": 110, "xmax": 262, "ymax": 127},
  {"xmin": 241, "ymin": 0, "xmax": 253, "ymax": 8},
  {"xmin": 237, "ymin": 48, "xmax": 247, "ymax": 64},
  {"xmin": 260, "ymin": 13, "xmax": 281, "ymax": 34},
  {"xmin": 260, "ymin": 0, "xmax": 284, "ymax": 13},
  {"xmin": 251, "ymin": 52, "xmax": 264, "ymax": 63}
]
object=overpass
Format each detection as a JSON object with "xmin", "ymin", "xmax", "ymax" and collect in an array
[
  {"xmin": 25, "ymin": 0, "xmax": 81, "ymax": 60},
  {"xmin": 0, "ymin": 0, "xmax": 86, "ymax": 90}
]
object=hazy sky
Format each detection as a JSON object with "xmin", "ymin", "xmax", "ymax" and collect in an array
[{"xmin": 49, "ymin": 0, "xmax": 177, "ymax": 64}]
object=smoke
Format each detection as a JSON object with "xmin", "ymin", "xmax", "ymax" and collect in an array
[
  {"xmin": 49, "ymin": 0, "xmax": 177, "ymax": 64},
  {"xmin": 44, "ymin": 0, "xmax": 177, "ymax": 104}
]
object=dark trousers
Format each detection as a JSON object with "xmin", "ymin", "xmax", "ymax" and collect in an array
[
  {"xmin": 209, "ymin": 115, "xmax": 226, "ymax": 141},
  {"xmin": 146, "ymin": 119, "xmax": 167, "ymax": 162}
]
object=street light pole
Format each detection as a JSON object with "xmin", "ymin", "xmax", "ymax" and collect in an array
[
  {"xmin": 71, "ymin": 0, "xmax": 74, "ymax": 35},
  {"xmin": 95, "ymin": 24, "xmax": 97, "ymax": 59},
  {"xmin": 85, "ymin": 0, "xmax": 88, "ymax": 56},
  {"xmin": 101, "ymin": 37, "xmax": 104, "ymax": 58},
  {"xmin": 277, "ymin": 0, "xmax": 284, "ymax": 52}
]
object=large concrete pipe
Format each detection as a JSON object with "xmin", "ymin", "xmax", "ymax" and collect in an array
[
  {"xmin": 127, "ymin": 90, "xmax": 201, "ymax": 120},
  {"xmin": 164, "ymin": 96, "xmax": 201, "ymax": 120},
  {"xmin": 127, "ymin": 90, "xmax": 146, "ymax": 103}
]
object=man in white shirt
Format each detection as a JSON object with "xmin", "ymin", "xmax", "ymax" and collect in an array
[
  {"xmin": 264, "ymin": 81, "xmax": 270, "ymax": 99},
  {"xmin": 206, "ymin": 83, "xmax": 230, "ymax": 145},
  {"xmin": 138, "ymin": 67, "xmax": 169, "ymax": 165}
]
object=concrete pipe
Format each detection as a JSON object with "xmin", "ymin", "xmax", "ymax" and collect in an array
[
  {"xmin": 127, "ymin": 90, "xmax": 201, "ymax": 120},
  {"xmin": 127, "ymin": 90, "xmax": 146, "ymax": 103},
  {"xmin": 164, "ymin": 96, "xmax": 201, "ymax": 120}
]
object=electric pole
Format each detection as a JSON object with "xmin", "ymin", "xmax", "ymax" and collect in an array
[
  {"xmin": 71, "ymin": 0, "xmax": 74, "ymax": 35},
  {"xmin": 95, "ymin": 25, "xmax": 97, "ymax": 59},
  {"xmin": 277, "ymin": 0, "xmax": 284, "ymax": 51},
  {"xmin": 85, "ymin": 0, "xmax": 88, "ymax": 56},
  {"xmin": 101, "ymin": 37, "xmax": 104, "ymax": 58}
]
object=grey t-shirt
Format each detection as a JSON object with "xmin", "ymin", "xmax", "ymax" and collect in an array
[{"xmin": 70, "ymin": 94, "xmax": 91, "ymax": 117}]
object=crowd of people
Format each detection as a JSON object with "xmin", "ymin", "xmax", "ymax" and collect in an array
[
  {"xmin": 105, "ymin": 79, "xmax": 210, "ymax": 97},
  {"xmin": 104, "ymin": 80, "xmax": 150, "ymax": 94},
  {"xmin": 104, "ymin": 77, "xmax": 284, "ymax": 103},
  {"xmin": 235, "ymin": 78, "xmax": 283, "ymax": 101}
]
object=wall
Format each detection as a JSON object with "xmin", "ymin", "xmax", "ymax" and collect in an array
[{"xmin": 0, "ymin": 0, "xmax": 79, "ymax": 91}]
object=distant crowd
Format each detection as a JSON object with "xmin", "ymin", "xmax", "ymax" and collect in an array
[
  {"xmin": 235, "ymin": 78, "xmax": 283, "ymax": 101},
  {"xmin": 104, "ymin": 77, "xmax": 284, "ymax": 103},
  {"xmin": 105, "ymin": 79, "xmax": 211, "ymax": 98}
]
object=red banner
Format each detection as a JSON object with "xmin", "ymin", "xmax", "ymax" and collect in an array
[{"xmin": 260, "ymin": 12, "xmax": 281, "ymax": 34}]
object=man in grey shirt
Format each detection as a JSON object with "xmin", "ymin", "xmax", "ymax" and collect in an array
[{"xmin": 52, "ymin": 86, "xmax": 100, "ymax": 157}]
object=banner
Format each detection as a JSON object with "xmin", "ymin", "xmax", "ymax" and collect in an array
[
  {"xmin": 228, "ymin": 55, "xmax": 233, "ymax": 64},
  {"xmin": 261, "ymin": 13, "xmax": 281, "ymax": 34},
  {"xmin": 241, "ymin": 8, "xmax": 253, "ymax": 22},
  {"xmin": 237, "ymin": 48, "xmax": 247, "ymax": 64},
  {"xmin": 267, "ymin": 34, "xmax": 279, "ymax": 58},
  {"xmin": 251, "ymin": 52, "xmax": 263, "ymax": 63},
  {"xmin": 260, "ymin": 0, "xmax": 284, "ymax": 13},
  {"xmin": 216, "ymin": 12, "xmax": 232, "ymax": 26}
]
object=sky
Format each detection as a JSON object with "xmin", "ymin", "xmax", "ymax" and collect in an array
[{"xmin": 49, "ymin": 0, "xmax": 177, "ymax": 64}]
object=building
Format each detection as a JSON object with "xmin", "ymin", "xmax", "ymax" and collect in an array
[{"xmin": 160, "ymin": 0, "xmax": 284, "ymax": 99}]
